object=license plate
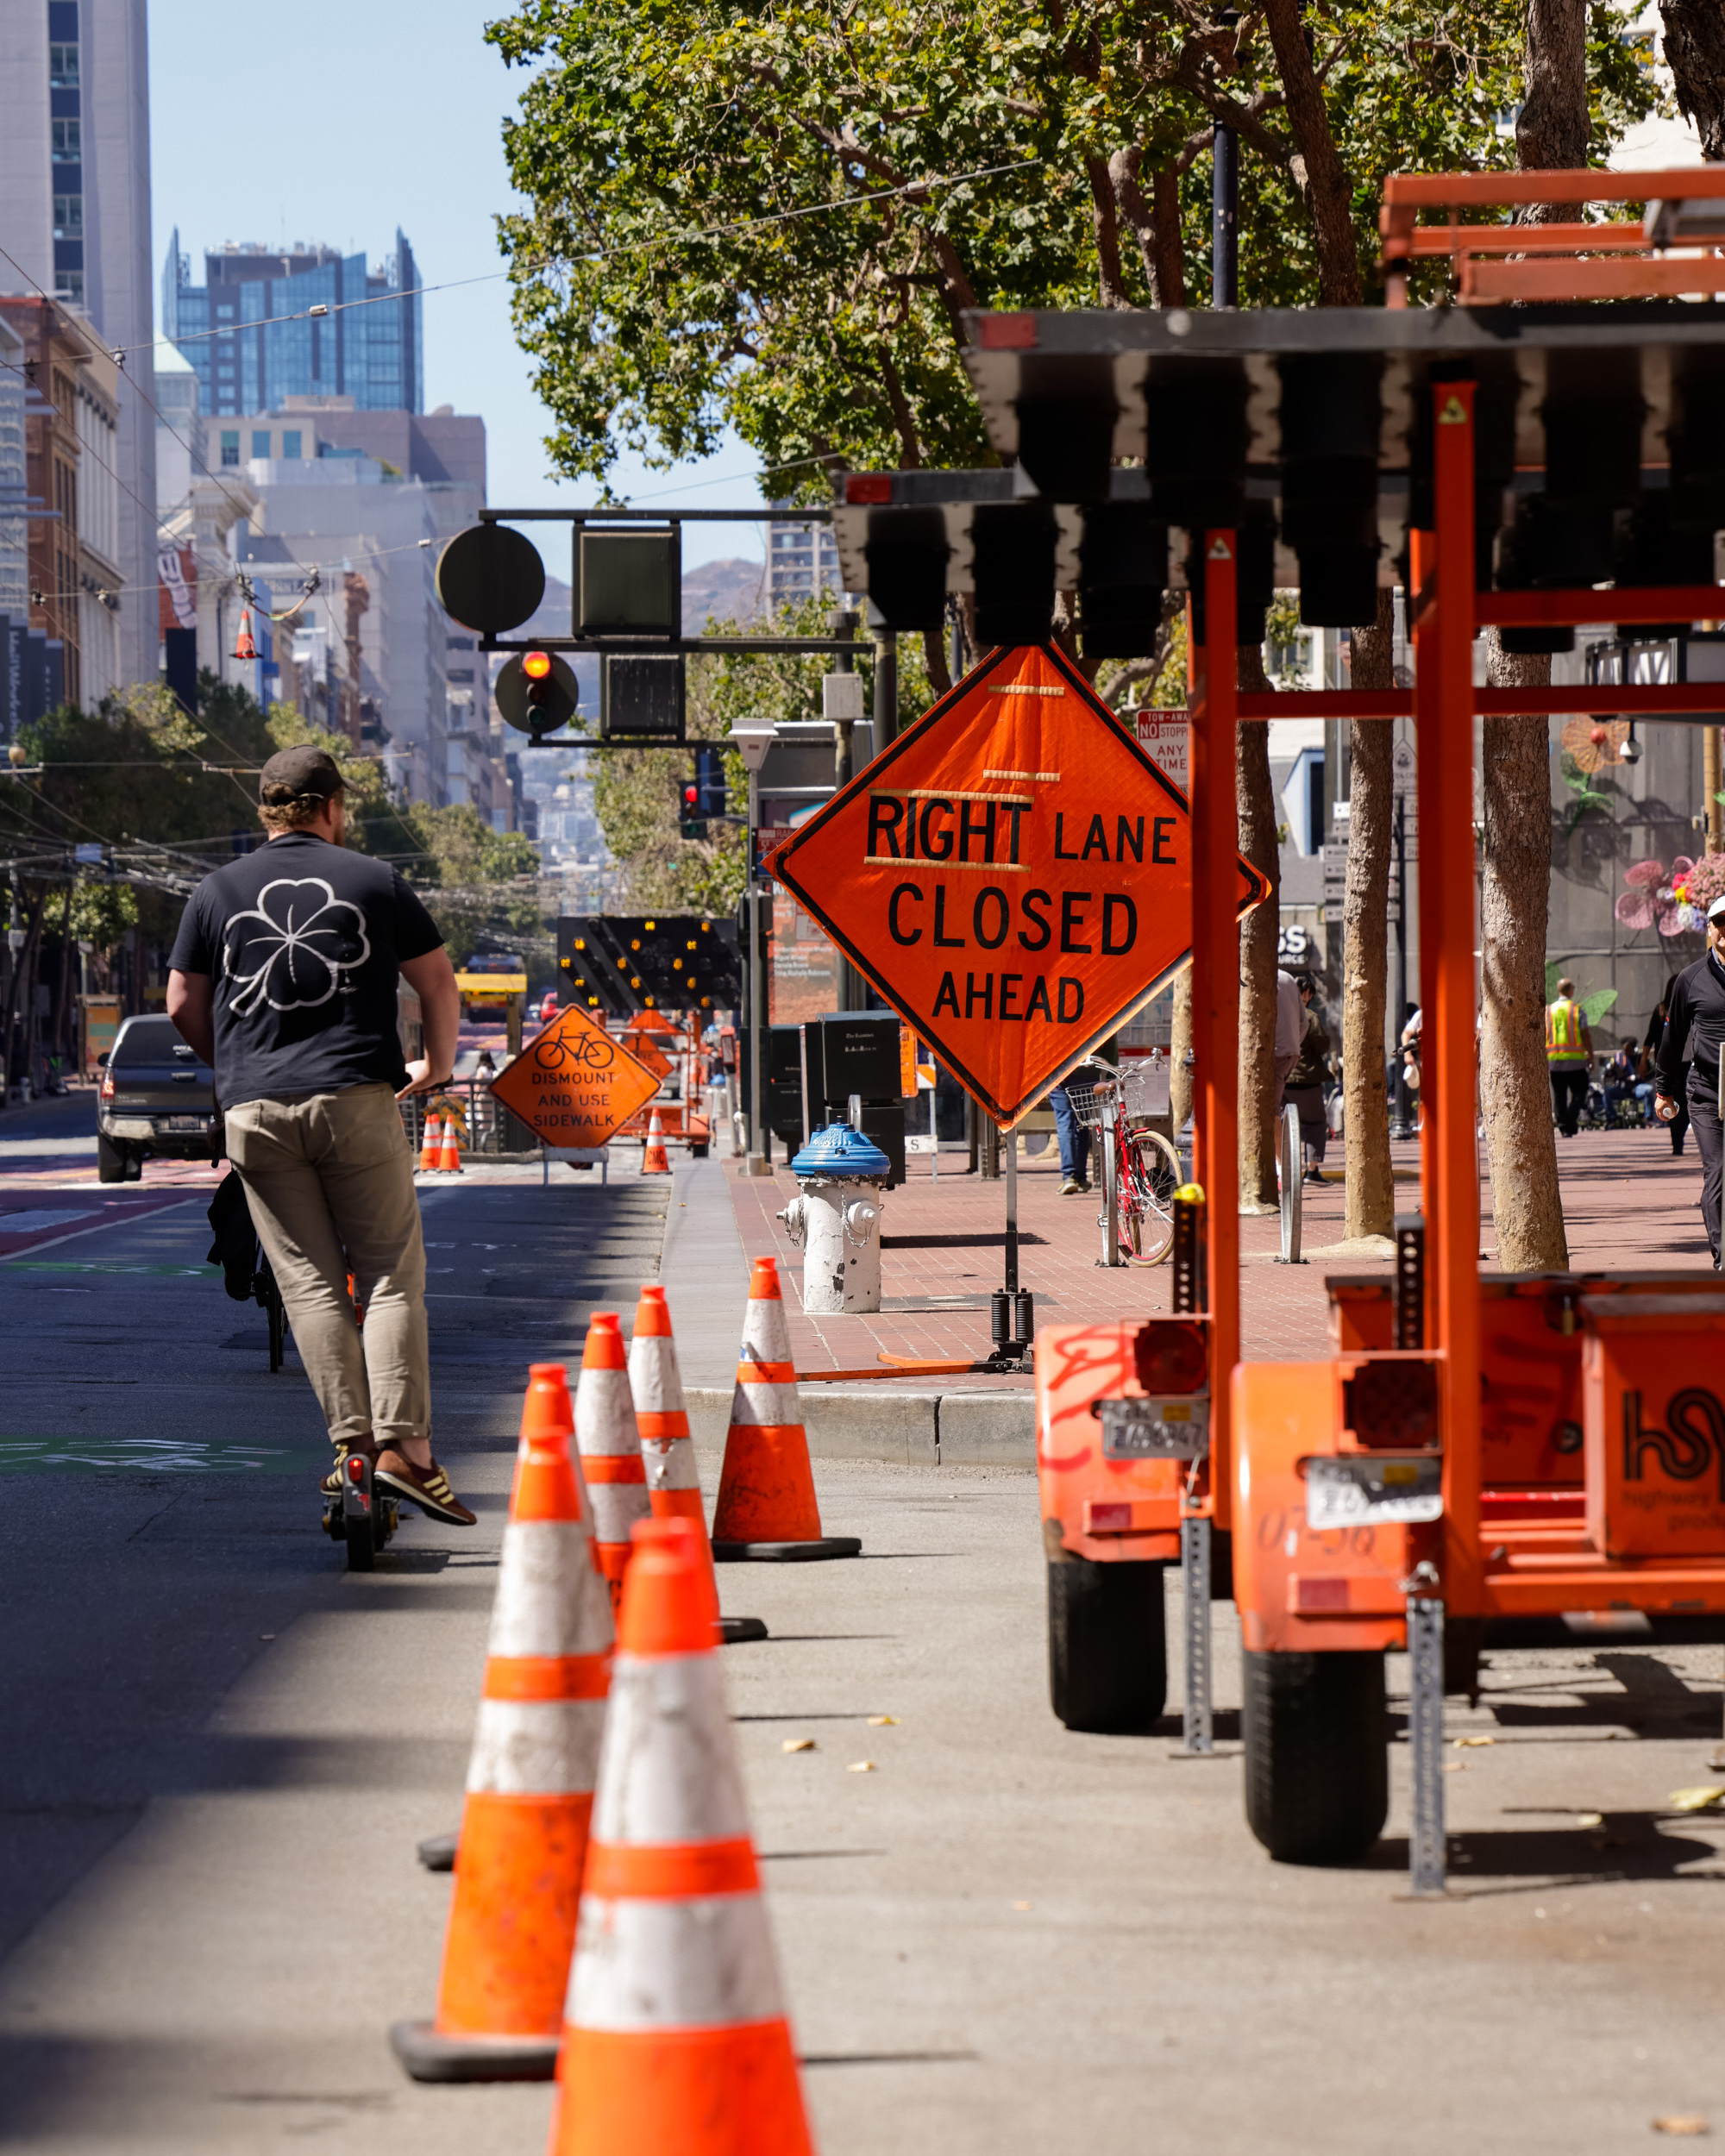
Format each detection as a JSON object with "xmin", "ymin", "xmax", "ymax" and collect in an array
[
  {"xmin": 163, "ymin": 1115, "xmax": 205, "ymax": 1131},
  {"xmin": 1096, "ymin": 1395, "xmax": 1210, "ymax": 1461},
  {"xmin": 1305, "ymin": 1454, "xmax": 1443, "ymax": 1529}
]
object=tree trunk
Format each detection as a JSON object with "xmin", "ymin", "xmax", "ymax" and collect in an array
[
  {"xmin": 1170, "ymin": 965, "xmax": 1194, "ymax": 1134},
  {"xmin": 1469, "ymin": 0, "xmax": 1585, "ymax": 1269},
  {"xmin": 1517, "ymin": 0, "xmax": 1591, "ymax": 174},
  {"xmin": 1109, "ymin": 148, "xmax": 1188, "ymax": 307},
  {"xmin": 1238, "ymin": 648, "xmax": 1281, "ymax": 1211},
  {"xmin": 1480, "ymin": 638, "xmax": 1568, "ymax": 1269},
  {"xmin": 1341, "ymin": 596, "xmax": 1396, "ymax": 1238},
  {"xmin": 1261, "ymin": 0, "xmax": 1364, "ymax": 304},
  {"xmin": 1661, "ymin": 0, "xmax": 1725, "ymax": 159}
]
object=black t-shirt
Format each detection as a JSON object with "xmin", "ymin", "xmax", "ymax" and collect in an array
[{"xmin": 168, "ymin": 832, "xmax": 443, "ymax": 1108}]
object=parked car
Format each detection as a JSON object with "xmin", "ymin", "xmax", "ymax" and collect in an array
[{"xmin": 96, "ymin": 1015, "xmax": 220, "ymax": 1182}]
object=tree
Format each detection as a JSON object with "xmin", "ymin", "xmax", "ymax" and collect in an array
[{"xmin": 1662, "ymin": 0, "xmax": 1725, "ymax": 157}]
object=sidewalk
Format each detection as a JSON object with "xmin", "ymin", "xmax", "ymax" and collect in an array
[{"xmin": 723, "ymin": 1123, "xmax": 1718, "ymax": 1385}]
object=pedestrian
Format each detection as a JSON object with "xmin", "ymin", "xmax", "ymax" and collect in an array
[
  {"xmin": 1601, "ymin": 1037, "xmax": 1642, "ymax": 1126},
  {"xmin": 165, "ymin": 745, "xmax": 474, "ymax": 1525},
  {"xmin": 1400, "ymin": 1004, "xmax": 1425, "ymax": 1125},
  {"xmin": 474, "ymin": 1047, "xmax": 498, "ymax": 1148},
  {"xmin": 1545, "ymin": 975, "xmax": 1594, "ymax": 1138},
  {"xmin": 1647, "ymin": 981, "xmax": 1690, "ymax": 1156},
  {"xmin": 1283, "ymin": 974, "xmax": 1332, "ymax": 1183},
  {"xmin": 1653, "ymin": 896, "xmax": 1725, "ymax": 1269},
  {"xmin": 1051, "ymin": 1040, "xmax": 1119, "ymax": 1197},
  {"xmin": 1274, "ymin": 966, "xmax": 1303, "ymax": 1112}
]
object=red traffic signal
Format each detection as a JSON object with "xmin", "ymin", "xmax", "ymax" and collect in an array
[{"xmin": 496, "ymin": 650, "xmax": 579, "ymax": 738}]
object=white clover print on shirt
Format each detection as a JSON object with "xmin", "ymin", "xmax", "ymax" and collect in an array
[{"xmin": 221, "ymin": 879, "xmax": 371, "ymax": 1015}]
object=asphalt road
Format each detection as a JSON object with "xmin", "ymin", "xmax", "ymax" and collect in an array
[{"xmin": 6, "ymin": 1132, "xmax": 1725, "ymax": 2150}]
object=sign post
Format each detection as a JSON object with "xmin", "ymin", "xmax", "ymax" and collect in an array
[{"xmin": 728, "ymin": 722, "xmax": 778, "ymax": 1176}]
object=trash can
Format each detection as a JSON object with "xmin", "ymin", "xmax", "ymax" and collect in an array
[{"xmin": 777, "ymin": 1121, "xmax": 890, "ymax": 1315}]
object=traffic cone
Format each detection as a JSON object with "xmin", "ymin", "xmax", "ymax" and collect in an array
[
  {"xmin": 547, "ymin": 1518, "xmax": 815, "ymax": 2156},
  {"xmin": 712, "ymin": 1257, "xmax": 860, "ymax": 1561},
  {"xmin": 628, "ymin": 1286, "xmax": 767, "ymax": 1645},
  {"xmin": 642, "ymin": 1106, "xmax": 671, "ymax": 1175},
  {"xmin": 575, "ymin": 1313, "xmax": 650, "ymax": 1607},
  {"xmin": 391, "ymin": 1362, "xmax": 613, "ymax": 2082},
  {"xmin": 418, "ymin": 1111, "xmax": 442, "ymax": 1174},
  {"xmin": 437, "ymin": 1113, "xmax": 463, "ymax": 1173},
  {"xmin": 416, "ymin": 1363, "xmax": 579, "ymax": 1876}
]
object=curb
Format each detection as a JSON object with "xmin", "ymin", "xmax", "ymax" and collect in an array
[{"xmin": 684, "ymin": 1386, "xmax": 1035, "ymax": 1467}]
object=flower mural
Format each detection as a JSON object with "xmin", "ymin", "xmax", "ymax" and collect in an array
[{"xmin": 1615, "ymin": 854, "xmax": 1725, "ymax": 938}]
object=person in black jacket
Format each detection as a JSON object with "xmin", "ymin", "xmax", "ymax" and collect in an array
[
  {"xmin": 1653, "ymin": 896, "xmax": 1725, "ymax": 1268},
  {"xmin": 1647, "ymin": 979, "xmax": 1689, "ymax": 1156}
]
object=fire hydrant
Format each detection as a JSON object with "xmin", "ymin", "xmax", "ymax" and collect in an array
[{"xmin": 777, "ymin": 1121, "xmax": 889, "ymax": 1314}]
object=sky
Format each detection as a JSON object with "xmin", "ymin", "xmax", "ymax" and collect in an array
[{"xmin": 147, "ymin": 0, "xmax": 762, "ymax": 572}]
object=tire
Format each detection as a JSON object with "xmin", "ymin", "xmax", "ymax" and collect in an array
[
  {"xmin": 267, "ymin": 1284, "xmax": 285, "ymax": 1372},
  {"xmin": 97, "ymin": 1132, "xmax": 129, "ymax": 1184},
  {"xmin": 1118, "ymin": 1128, "xmax": 1181, "ymax": 1264},
  {"xmin": 344, "ymin": 1500, "xmax": 376, "ymax": 1572},
  {"xmin": 1242, "ymin": 1648, "xmax": 1389, "ymax": 1865},
  {"xmin": 1047, "ymin": 1557, "xmax": 1167, "ymax": 1733}
]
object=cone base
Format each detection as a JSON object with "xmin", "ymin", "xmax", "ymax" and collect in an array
[
  {"xmin": 416, "ymin": 1829, "xmax": 458, "ymax": 1872},
  {"xmin": 712, "ymin": 1537, "xmax": 862, "ymax": 1563},
  {"xmin": 718, "ymin": 1614, "xmax": 769, "ymax": 1643},
  {"xmin": 551, "ymin": 2020, "xmax": 812, "ymax": 2155},
  {"xmin": 389, "ymin": 2019, "xmax": 559, "ymax": 2084}
]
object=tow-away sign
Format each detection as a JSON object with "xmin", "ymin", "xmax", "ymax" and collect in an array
[{"xmin": 768, "ymin": 643, "xmax": 1267, "ymax": 1127}]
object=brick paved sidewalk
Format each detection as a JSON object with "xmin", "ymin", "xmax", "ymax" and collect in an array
[{"xmin": 726, "ymin": 1122, "xmax": 1717, "ymax": 1388}]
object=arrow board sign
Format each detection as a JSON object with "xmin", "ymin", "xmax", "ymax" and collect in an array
[{"xmin": 767, "ymin": 642, "xmax": 1267, "ymax": 1128}]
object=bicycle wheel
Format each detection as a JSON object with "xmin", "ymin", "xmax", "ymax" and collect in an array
[{"xmin": 1117, "ymin": 1127, "xmax": 1181, "ymax": 1264}]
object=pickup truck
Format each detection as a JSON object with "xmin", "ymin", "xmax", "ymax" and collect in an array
[{"xmin": 96, "ymin": 1015, "xmax": 219, "ymax": 1181}]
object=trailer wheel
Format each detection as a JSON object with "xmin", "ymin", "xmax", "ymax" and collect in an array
[
  {"xmin": 1242, "ymin": 1648, "xmax": 1388, "ymax": 1864},
  {"xmin": 1047, "ymin": 1557, "xmax": 1167, "ymax": 1733}
]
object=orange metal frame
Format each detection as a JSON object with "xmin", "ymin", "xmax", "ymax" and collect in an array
[
  {"xmin": 1381, "ymin": 166, "xmax": 1725, "ymax": 305},
  {"xmin": 1228, "ymin": 379, "xmax": 1725, "ymax": 1656}
]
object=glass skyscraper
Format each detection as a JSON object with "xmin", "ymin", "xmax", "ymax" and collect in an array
[{"xmin": 160, "ymin": 231, "xmax": 423, "ymax": 418}]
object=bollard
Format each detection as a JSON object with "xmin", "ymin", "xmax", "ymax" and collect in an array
[{"xmin": 1274, "ymin": 1102, "xmax": 1305, "ymax": 1265}]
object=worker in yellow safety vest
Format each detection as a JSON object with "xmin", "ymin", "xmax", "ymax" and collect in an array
[{"xmin": 1545, "ymin": 976, "xmax": 1594, "ymax": 1138}]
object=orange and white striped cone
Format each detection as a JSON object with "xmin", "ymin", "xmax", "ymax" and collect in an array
[
  {"xmin": 548, "ymin": 1517, "xmax": 815, "ymax": 2156},
  {"xmin": 416, "ymin": 1365, "xmax": 579, "ymax": 1875},
  {"xmin": 629, "ymin": 1285, "xmax": 767, "ymax": 1646},
  {"xmin": 712, "ymin": 1257, "xmax": 860, "ymax": 1561},
  {"xmin": 418, "ymin": 1111, "xmax": 443, "ymax": 1174},
  {"xmin": 437, "ymin": 1113, "xmax": 464, "ymax": 1173},
  {"xmin": 641, "ymin": 1106, "xmax": 671, "ymax": 1175},
  {"xmin": 392, "ymin": 1362, "xmax": 614, "ymax": 2081},
  {"xmin": 576, "ymin": 1313, "xmax": 651, "ymax": 1608}
]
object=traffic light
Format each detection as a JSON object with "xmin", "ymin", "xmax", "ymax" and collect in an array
[
  {"xmin": 495, "ymin": 649, "xmax": 580, "ymax": 740},
  {"xmin": 679, "ymin": 769, "xmax": 706, "ymax": 840},
  {"xmin": 694, "ymin": 743, "xmax": 725, "ymax": 819}
]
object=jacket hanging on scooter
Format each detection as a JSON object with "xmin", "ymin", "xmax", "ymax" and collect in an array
[{"xmin": 206, "ymin": 1169, "xmax": 261, "ymax": 1302}]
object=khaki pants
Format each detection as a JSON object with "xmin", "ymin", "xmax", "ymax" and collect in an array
[{"xmin": 225, "ymin": 1084, "xmax": 429, "ymax": 1447}]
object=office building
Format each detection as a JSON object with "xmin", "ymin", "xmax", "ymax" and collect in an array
[
  {"xmin": 766, "ymin": 507, "xmax": 842, "ymax": 611},
  {"xmin": 153, "ymin": 338, "xmax": 204, "ymax": 513},
  {"xmin": 0, "ymin": 0, "xmax": 159, "ymax": 690},
  {"xmin": 161, "ymin": 233, "xmax": 423, "ymax": 420}
]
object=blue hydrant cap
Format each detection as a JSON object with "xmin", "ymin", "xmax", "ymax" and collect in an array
[{"xmin": 790, "ymin": 1120, "xmax": 892, "ymax": 1180}]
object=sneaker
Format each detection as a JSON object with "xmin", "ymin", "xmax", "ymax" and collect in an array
[
  {"xmin": 1059, "ymin": 1177, "xmax": 1087, "ymax": 1196},
  {"xmin": 374, "ymin": 1448, "xmax": 477, "ymax": 1526}
]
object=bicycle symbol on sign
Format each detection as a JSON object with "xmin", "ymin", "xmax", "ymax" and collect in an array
[{"xmin": 534, "ymin": 1026, "xmax": 617, "ymax": 1075}]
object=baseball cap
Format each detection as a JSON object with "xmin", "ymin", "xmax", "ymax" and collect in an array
[
  {"xmin": 259, "ymin": 743, "xmax": 345, "ymax": 805},
  {"xmin": 1709, "ymin": 893, "xmax": 1725, "ymax": 924}
]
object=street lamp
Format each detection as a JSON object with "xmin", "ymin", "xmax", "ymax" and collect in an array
[{"xmin": 726, "ymin": 721, "xmax": 779, "ymax": 1177}]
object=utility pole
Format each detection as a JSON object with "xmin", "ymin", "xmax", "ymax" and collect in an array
[{"xmin": 1213, "ymin": 121, "xmax": 1239, "ymax": 310}]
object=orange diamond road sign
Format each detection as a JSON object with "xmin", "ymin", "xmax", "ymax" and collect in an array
[
  {"xmin": 489, "ymin": 1005, "xmax": 662, "ymax": 1148},
  {"xmin": 769, "ymin": 643, "xmax": 1268, "ymax": 1127}
]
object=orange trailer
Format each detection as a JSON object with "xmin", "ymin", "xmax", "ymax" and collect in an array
[{"xmin": 962, "ymin": 169, "xmax": 1725, "ymax": 1889}]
